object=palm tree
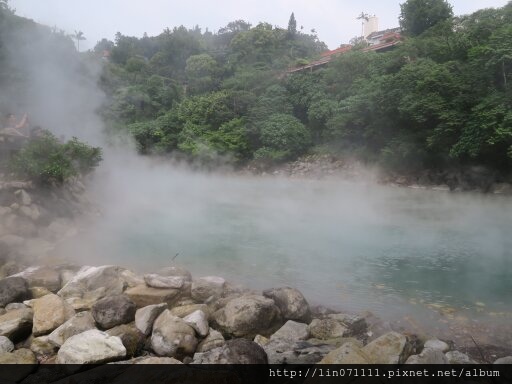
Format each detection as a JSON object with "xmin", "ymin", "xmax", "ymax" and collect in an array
[{"xmin": 72, "ymin": 30, "xmax": 86, "ymax": 52}]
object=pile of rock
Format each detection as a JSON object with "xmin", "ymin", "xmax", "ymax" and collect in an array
[{"xmin": 0, "ymin": 262, "xmax": 510, "ymax": 380}]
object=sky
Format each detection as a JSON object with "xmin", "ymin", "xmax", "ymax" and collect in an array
[{"xmin": 9, "ymin": 0, "xmax": 510, "ymax": 50}]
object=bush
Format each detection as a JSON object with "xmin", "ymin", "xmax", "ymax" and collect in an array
[{"xmin": 9, "ymin": 131, "xmax": 102, "ymax": 185}]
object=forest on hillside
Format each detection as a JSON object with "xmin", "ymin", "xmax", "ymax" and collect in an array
[{"xmin": 1, "ymin": 0, "xmax": 512, "ymax": 179}]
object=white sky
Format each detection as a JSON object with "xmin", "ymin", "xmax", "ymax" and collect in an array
[{"xmin": 9, "ymin": 0, "xmax": 510, "ymax": 50}]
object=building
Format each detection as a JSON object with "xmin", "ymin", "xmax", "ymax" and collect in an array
[{"xmin": 363, "ymin": 15, "xmax": 379, "ymax": 38}]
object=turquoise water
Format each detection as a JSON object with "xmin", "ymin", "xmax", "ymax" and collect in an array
[{"xmin": 69, "ymin": 170, "xmax": 512, "ymax": 340}]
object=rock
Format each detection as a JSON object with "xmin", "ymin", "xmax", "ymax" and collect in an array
[
  {"xmin": 125, "ymin": 285, "xmax": 181, "ymax": 308},
  {"xmin": 135, "ymin": 356, "xmax": 183, "ymax": 364},
  {"xmin": 494, "ymin": 356, "xmax": 512, "ymax": 364},
  {"xmin": 271, "ymin": 320, "xmax": 309, "ymax": 341},
  {"xmin": 170, "ymin": 303, "xmax": 209, "ymax": 318},
  {"xmin": 144, "ymin": 274, "xmax": 185, "ymax": 289},
  {"xmin": 11, "ymin": 266, "xmax": 61, "ymax": 292},
  {"xmin": 406, "ymin": 348, "xmax": 448, "ymax": 364},
  {"xmin": 0, "ymin": 349, "xmax": 37, "ymax": 381},
  {"xmin": 15, "ymin": 189, "xmax": 32, "ymax": 205},
  {"xmin": 30, "ymin": 335, "xmax": 58, "ymax": 357},
  {"xmin": 135, "ymin": 303, "xmax": 167, "ymax": 336},
  {"xmin": 183, "ymin": 310, "xmax": 209, "ymax": 337},
  {"xmin": 6, "ymin": 302, "xmax": 27, "ymax": 310},
  {"xmin": 29, "ymin": 286, "xmax": 52, "ymax": 298},
  {"xmin": 193, "ymin": 339, "xmax": 267, "ymax": 364},
  {"xmin": 0, "ymin": 307, "xmax": 33, "ymax": 341},
  {"xmin": 424, "ymin": 339, "xmax": 450, "ymax": 352},
  {"xmin": 254, "ymin": 334, "xmax": 270, "ymax": 347},
  {"xmin": 57, "ymin": 329, "xmax": 126, "ymax": 364},
  {"xmin": 492, "ymin": 183, "xmax": 512, "ymax": 195},
  {"xmin": 32, "ymin": 293, "xmax": 75, "ymax": 336},
  {"xmin": 445, "ymin": 350, "xmax": 477, "ymax": 364},
  {"xmin": 48, "ymin": 311, "xmax": 96, "ymax": 347},
  {"xmin": 92, "ymin": 295, "xmax": 136, "ymax": 329},
  {"xmin": 19, "ymin": 205, "xmax": 41, "ymax": 221},
  {"xmin": 57, "ymin": 265, "xmax": 130, "ymax": 305},
  {"xmin": 151, "ymin": 310, "xmax": 198, "ymax": 357},
  {"xmin": 264, "ymin": 338, "xmax": 336, "ymax": 364},
  {"xmin": 0, "ymin": 276, "xmax": 30, "ymax": 306},
  {"xmin": 106, "ymin": 324, "xmax": 145, "ymax": 358},
  {"xmin": 0, "ymin": 261, "xmax": 24, "ymax": 279},
  {"xmin": 191, "ymin": 276, "xmax": 225, "ymax": 303},
  {"xmin": 212, "ymin": 295, "xmax": 280, "ymax": 338},
  {"xmin": 327, "ymin": 313, "xmax": 368, "ymax": 336},
  {"xmin": 263, "ymin": 287, "xmax": 311, "ymax": 322},
  {"xmin": 308, "ymin": 318, "xmax": 348, "ymax": 340},
  {"xmin": 0, "ymin": 335, "xmax": 14, "ymax": 353},
  {"xmin": 197, "ymin": 329, "xmax": 225, "ymax": 352},
  {"xmin": 159, "ymin": 265, "xmax": 192, "ymax": 282},
  {"xmin": 319, "ymin": 342, "xmax": 371, "ymax": 364},
  {"xmin": 362, "ymin": 332, "xmax": 412, "ymax": 364},
  {"xmin": 119, "ymin": 269, "xmax": 144, "ymax": 287}
]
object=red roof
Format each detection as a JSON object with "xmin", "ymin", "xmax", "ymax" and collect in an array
[{"xmin": 320, "ymin": 45, "xmax": 353, "ymax": 58}]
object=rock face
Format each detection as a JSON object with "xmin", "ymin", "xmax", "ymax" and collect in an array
[
  {"xmin": 362, "ymin": 332, "xmax": 412, "ymax": 364},
  {"xmin": 212, "ymin": 295, "xmax": 280, "ymax": 338},
  {"xmin": 135, "ymin": 303, "xmax": 167, "ymax": 336},
  {"xmin": 183, "ymin": 310, "xmax": 209, "ymax": 337},
  {"xmin": 0, "ymin": 307, "xmax": 33, "ymax": 341},
  {"xmin": 32, "ymin": 294, "xmax": 75, "ymax": 336},
  {"xmin": 150, "ymin": 310, "xmax": 198, "ymax": 358},
  {"xmin": 191, "ymin": 276, "xmax": 225, "ymax": 303},
  {"xmin": 11, "ymin": 267, "xmax": 61, "ymax": 292},
  {"xmin": 57, "ymin": 329, "xmax": 126, "ymax": 364},
  {"xmin": 263, "ymin": 287, "xmax": 311, "ymax": 322},
  {"xmin": 57, "ymin": 266, "xmax": 129, "ymax": 308},
  {"xmin": 193, "ymin": 339, "xmax": 268, "ymax": 364},
  {"xmin": 144, "ymin": 274, "xmax": 185, "ymax": 289},
  {"xmin": 0, "ymin": 335, "xmax": 14, "ymax": 353},
  {"xmin": 270, "ymin": 320, "xmax": 309, "ymax": 341},
  {"xmin": 196, "ymin": 329, "xmax": 225, "ymax": 353},
  {"xmin": 0, "ymin": 276, "xmax": 30, "ymax": 307},
  {"xmin": 125, "ymin": 285, "xmax": 181, "ymax": 308},
  {"xmin": 48, "ymin": 311, "xmax": 96, "ymax": 347},
  {"xmin": 91, "ymin": 295, "xmax": 136, "ymax": 329},
  {"xmin": 406, "ymin": 348, "xmax": 448, "ymax": 364}
]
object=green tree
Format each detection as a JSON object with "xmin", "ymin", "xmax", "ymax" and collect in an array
[
  {"xmin": 185, "ymin": 53, "xmax": 220, "ymax": 94},
  {"xmin": 287, "ymin": 12, "xmax": 297, "ymax": 37},
  {"xmin": 399, "ymin": 0, "xmax": 453, "ymax": 36}
]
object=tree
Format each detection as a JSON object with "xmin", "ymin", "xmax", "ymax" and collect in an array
[
  {"xmin": 287, "ymin": 12, "xmax": 297, "ymax": 37},
  {"xmin": 399, "ymin": 0, "xmax": 453, "ymax": 36},
  {"xmin": 72, "ymin": 30, "xmax": 86, "ymax": 52}
]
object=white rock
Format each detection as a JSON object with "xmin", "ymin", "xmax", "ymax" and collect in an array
[
  {"xmin": 144, "ymin": 274, "xmax": 185, "ymax": 289},
  {"xmin": 48, "ymin": 311, "xmax": 96, "ymax": 347},
  {"xmin": 0, "ymin": 336, "xmax": 14, "ymax": 353},
  {"xmin": 135, "ymin": 303, "xmax": 167, "ymax": 336},
  {"xmin": 57, "ymin": 329, "xmax": 126, "ymax": 364},
  {"xmin": 183, "ymin": 310, "xmax": 209, "ymax": 337},
  {"xmin": 271, "ymin": 320, "xmax": 309, "ymax": 341},
  {"xmin": 424, "ymin": 339, "xmax": 450, "ymax": 353}
]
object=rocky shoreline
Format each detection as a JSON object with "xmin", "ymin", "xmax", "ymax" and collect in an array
[{"xmin": 0, "ymin": 262, "xmax": 511, "ymax": 379}]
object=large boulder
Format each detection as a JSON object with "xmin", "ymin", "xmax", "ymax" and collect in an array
[
  {"xmin": 0, "ymin": 276, "xmax": 30, "ymax": 307},
  {"xmin": 57, "ymin": 329, "xmax": 126, "ymax": 364},
  {"xmin": 106, "ymin": 323, "xmax": 145, "ymax": 358},
  {"xmin": 10, "ymin": 266, "xmax": 61, "ymax": 292},
  {"xmin": 144, "ymin": 274, "xmax": 186, "ymax": 289},
  {"xmin": 135, "ymin": 303, "xmax": 167, "ymax": 336},
  {"xmin": 196, "ymin": 329, "xmax": 225, "ymax": 353},
  {"xmin": 406, "ymin": 348, "xmax": 448, "ymax": 364},
  {"xmin": 150, "ymin": 310, "xmax": 198, "ymax": 358},
  {"xmin": 362, "ymin": 332, "xmax": 412, "ymax": 364},
  {"xmin": 212, "ymin": 295, "xmax": 280, "ymax": 338},
  {"xmin": 0, "ymin": 307, "xmax": 33, "ymax": 341},
  {"xmin": 183, "ymin": 310, "xmax": 209, "ymax": 337},
  {"xmin": 48, "ymin": 311, "xmax": 97, "ymax": 347},
  {"xmin": 125, "ymin": 285, "xmax": 182, "ymax": 308},
  {"xmin": 193, "ymin": 339, "xmax": 268, "ymax": 364},
  {"xmin": 57, "ymin": 266, "xmax": 130, "ymax": 309},
  {"xmin": 270, "ymin": 320, "xmax": 309, "ymax": 341},
  {"xmin": 31, "ymin": 293, "xmax": 75, "ymax": 336},
  {"xmin": 91, "ymin": 295, "xmax": 136, "ymax": 329},
  {"xmin": 262, "ymin": 287, "xmax": 310, "ymax": 322},
  {"xmin": 191, "ymin": 276, "xmax": 225, "ymax": 303}
]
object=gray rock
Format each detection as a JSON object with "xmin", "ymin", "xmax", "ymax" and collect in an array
[
  {"xmin": 170, "ymin": 303, "xmax": 209, "ymax": 318},
  {"xmin": 212, "ymin": 295, "xmax": 280, "ymax": 338},
  {"xmin": 57, "ymin": 329, "xmax": 126, "ymax": 364},
  {"xmin": 196, "ymin": 329, "xmax": 225, "ymax": 353},
  {"xmin": 191, "ymin": 276, "xmax": 225, "ymax": 302},
  {"xmin": 0, "ymin": 276, "xmax": 29, "ymax": 307},
  {"xmin": 271, "ymin": 320, "xmax": 309, "ymax": 341},
  {"xmin": 308, "ymin": 318, "xmax": 348, "ymax": 340},
  {"xmin": 265, "ymin": 338, "xmax": 335, "ymax": 364},
  {"xmin": 494, "ymin": 356, "xmax": 512, "ymax": 364},
  {"xmin": 183, "ymin": 310, "xmax": 209, "ymax": 337},
  {"xmin": 193, "ymin": 339, "xmax": 267, "ymax": 364},
  {"xmin": 0, "ymin": 335, "xmax": 14, "ymax": 353},
  {"xmin": 151, "ymin": 310, "xmax": 198, "ymax": 357},
  {"xmin": 135, "ymin": 303, "xmax": 167, "ymax": 336},
  {"xmin": 92, "ymin": 295, "xmax": 136, "ymax": 329},
  {"xmin": 32, "ymin": 293, "xmax": 75, "ymax": 336},
  {"xmin": 327, "ymin": 313, "xmax": 368, "ymax": 336},
  {"xmin": 362, "ymin": 332, "xmax": 412, "ymax": 364},
  {"xmin": 263, "ymin": 287, "xmax": 311, "ymax": 322},
  {"xmin": 319, "ymin": 341, "xmax": 370, "ymax": 364},
  {"xmin": 11, "ymin": 266, "xmax": 61, "ymax": 292},
  {"xmin": 5, "ymin": 302, "xmax": 27, "ymax": 310},
  {"xmin": 48, "ymin": 311, "xmax": 96, "ymax": 347},
  {"xmin": 424, "ymin": 339, "xmax": 450, "ymax": 352},
  {"xmin": 446, "ymin": 350, "xmax": 477, "ymax": 364},
  {"xmin": 0, "ymin": 307, "xmax": 33, "ymax": 341},
  {"xmin": 406, "ymin": 348, "xmax": 448, "ymax": 364},
  {"xmin": 144, "ymin": 274, "xmax": 185, "ymax": 289}
]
